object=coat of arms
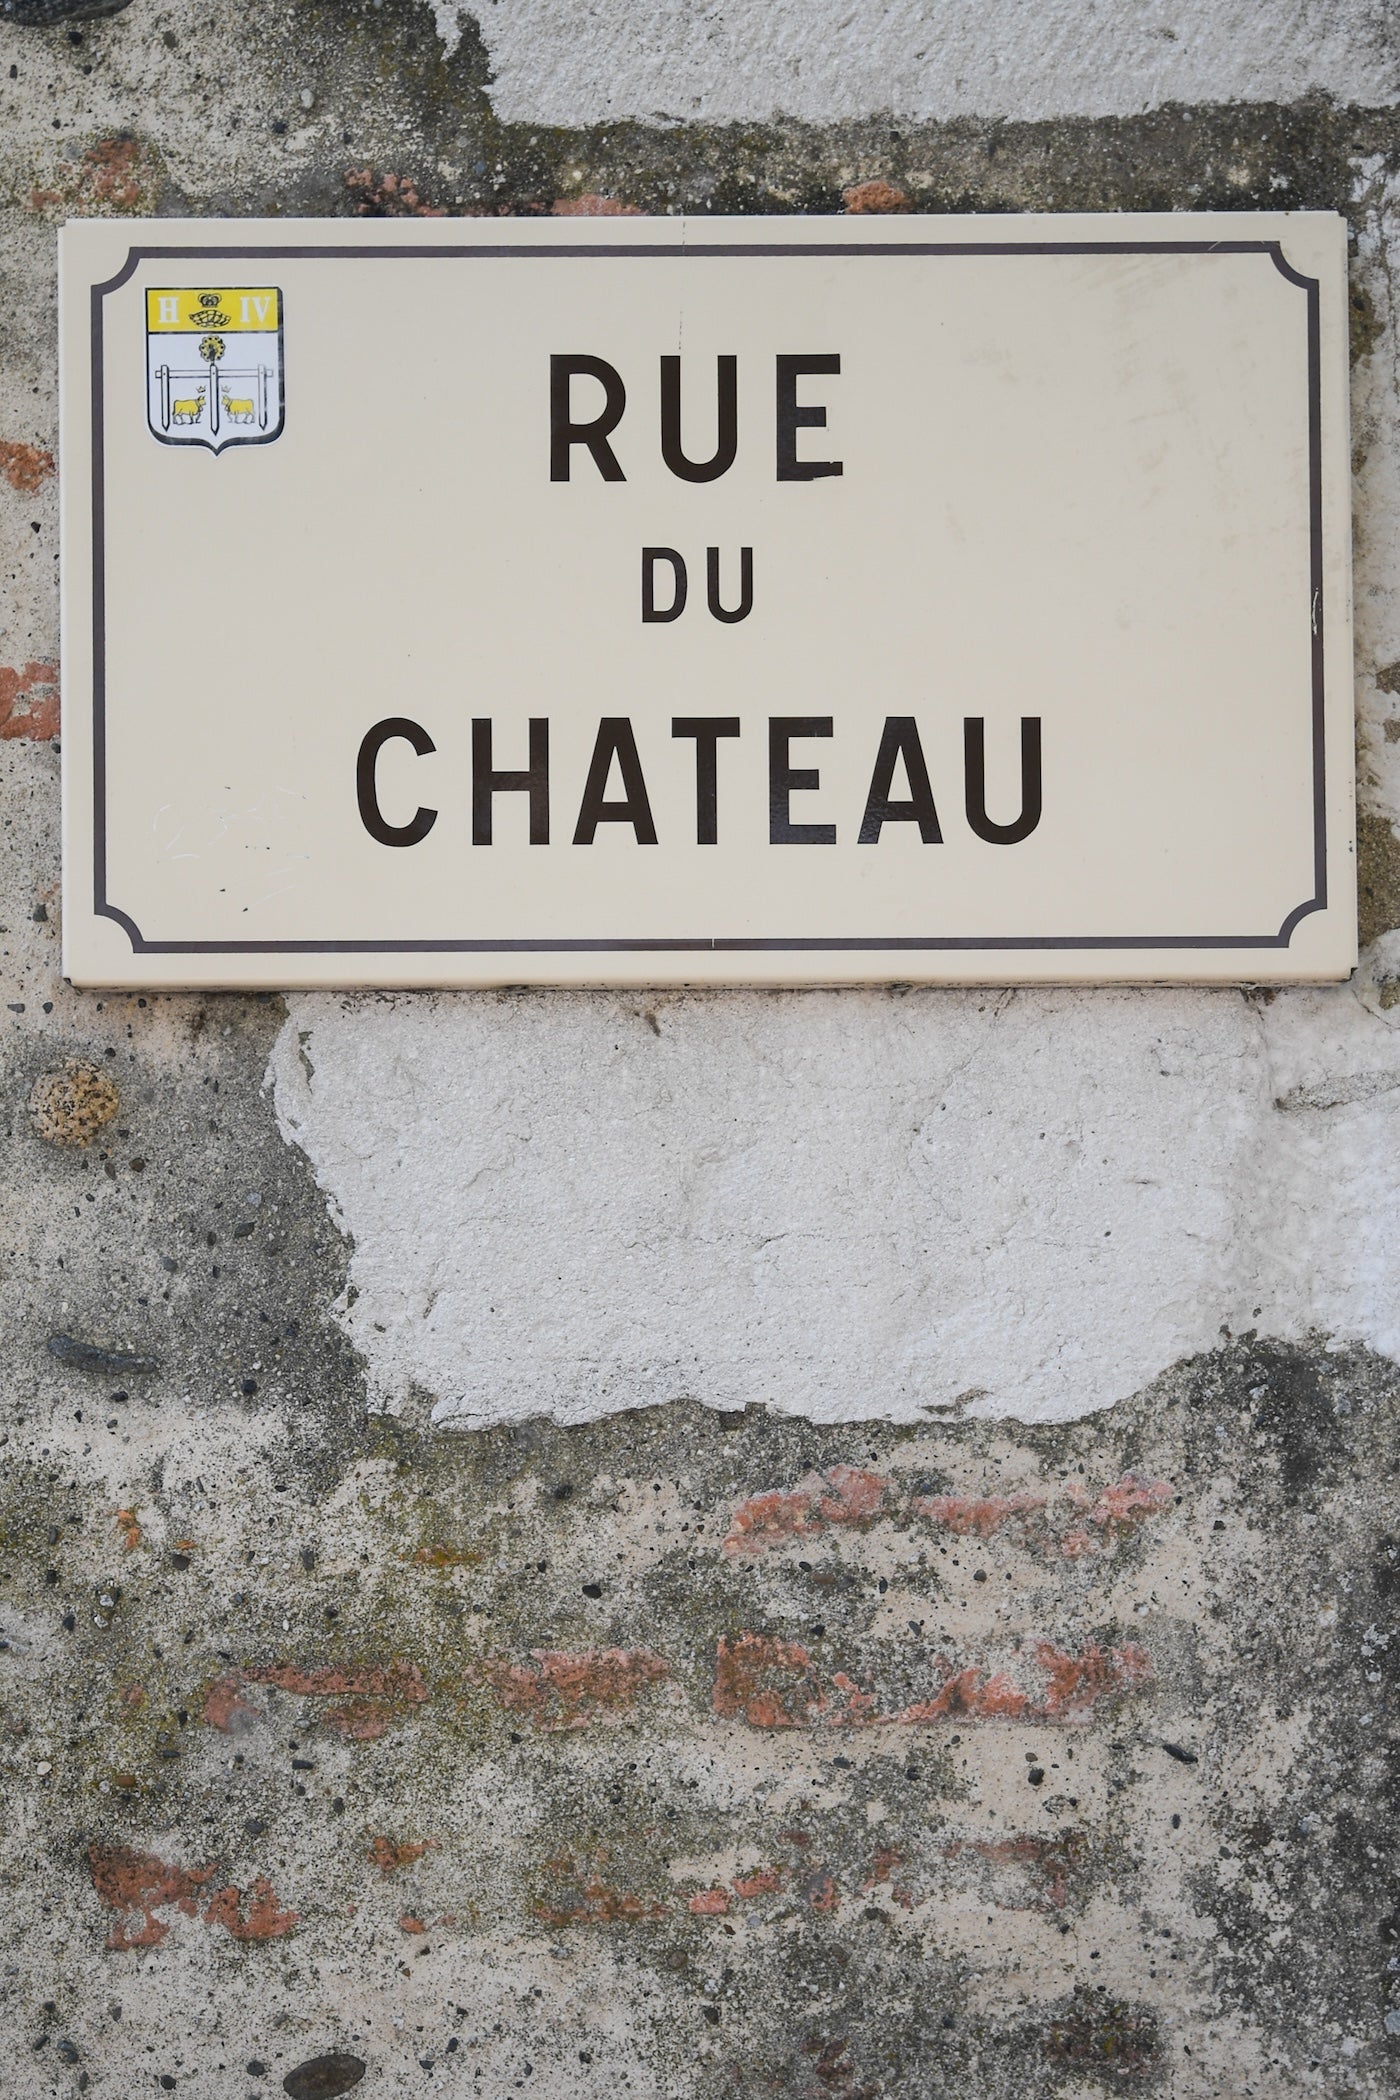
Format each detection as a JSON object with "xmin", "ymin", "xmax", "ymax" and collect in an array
[{"xmin": 145, "ymin": 287, "xmax": 284, "ymax": 452}]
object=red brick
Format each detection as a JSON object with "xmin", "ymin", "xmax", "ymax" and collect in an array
[
  {"xmin": 367, "ymin": 1836, "xmax": 436, "ymax": 1873},
  {"xmin": 0, "ymin": 440, "xmax": 54, "ymax": 494},
  {"xmin": 895, "ymin": 1666, "xmax": 1030, "ymax": 1723},
  {"xmin": 713, "ymin": 1633, "xmax": 825, "ymax": 1725},
  {"xmin": 1060, "ymin": 1474, "xmax": 1174, "ymax": 1557},
  {"xmin": 688, "ymin": 1887, "xmax": 731, "ymax": 1915},
  {"xmin": 0, "ymin": 662, "xmax": 59, "ymax": 742},
  {"xmin": 723, "ymin": 1466, "xmax": 890, "ymax": 1556},
  {"xmin": 469, "ymin": 1647, "xmax": 670, "ymax": 1729},
  {"xmin": 843, "ymin": 179, "xmax": 912, "ymax": 212},
  {"xmin": 714, "ymin": 1633, "xmax": 1151, "ymax": 1729},
  {"xmin": 1035, "ymin": 1639, "xmax": 1152, "ymax": 1719},
  {"xmin": 203, "ymin": 1674, "xmax": 262, "ymax": 1733},
  {"xmin": 244, "ymin": 1659, "xmax": 428, "ymax": 1739},
  {"xmin": 731, "ymin": 1866, "xmax": 783, "ymax": 1898},
  {"xmin": 534, "ymin": 1856, "xmax": 667, "ymax": 1926},
  {"xmin": 88, "ymin": 1845, "xmax": 213, "ymax": 1952},
  {"xmin": 201, "ymin": 1877, "xmax": 297, "ymax": 1941},
  {"xmin": 947, "ymin": 1831, "xmax": 1088, "ymax": 1912},
  {"xmin": 912, "ymin": 1491, "xmax": 1047, "ymax": 1537}
]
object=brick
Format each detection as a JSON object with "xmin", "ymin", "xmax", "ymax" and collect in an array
[
  {"xmin": 0, "ymin": 440, "xmax": 54, "ymax": 494},
  {"xmin": 469, "ymin": 1647, "xmax": 670, "ymax": 1729},
  {"xmin": 0, "ymin": 662, "xmax": 60, "ymax": 742}
]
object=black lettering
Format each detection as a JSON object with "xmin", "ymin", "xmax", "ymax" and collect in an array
[
  {"xmin": 660, "ymin": 355, "xmax": 738, "ymax": 482},
  {"xmin": 672, "ymin": 717, "xmax": 741, "ymax": 844},
  {"xmin": 573, "ymin": 718, "xmax": 659, "ymax": 844},
  {"xmin": 472, "ymin": 718, "xmax": 550, "ymax": 844},
  {"xmin": 858, "ymin": 717, "xmax": 942, "ymax": 844},
  {"xmin": 706, "ymin": 546, "xmax": 753, "ymax": 624},
  {"xmin": 550, "ymin": 354, "xmax": 627, "ymax": 481},
  {"xmin": 769, "ymin": 717, "xmax": 836, "ymax": 844},
  {"xmin": 776, "ymin": 354, "xmax": 843, "ymax": 481},
  {"xmin": 356, "ymin": 717, "xmax": 437, "ymax": 848},
  {"xmin": 964, "ymin": 717, "xmax": 1042, "ymax": 844},
  {"xmin": 642, "ymin": 547, "xmax": 688, "ymax": 622}
]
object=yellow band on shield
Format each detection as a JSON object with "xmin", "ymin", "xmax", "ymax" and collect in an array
[{"xmin": 146, "ymin": 288, "xmax": 282, "ymax": 332}]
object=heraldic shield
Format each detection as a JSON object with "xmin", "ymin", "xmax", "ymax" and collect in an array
[{"xmin": 145, "ymin": 288, "xmax": 284, "ymax": 453}]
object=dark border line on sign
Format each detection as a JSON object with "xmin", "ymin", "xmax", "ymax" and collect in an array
[{"xmin": 88, "ymin": 238, "xmax": 1327, "ymax": 955}]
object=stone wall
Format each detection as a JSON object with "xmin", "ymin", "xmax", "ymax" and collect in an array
[{"xmin": 2, "ymin": 2, "xmax": 1399, "ymax": 2094}]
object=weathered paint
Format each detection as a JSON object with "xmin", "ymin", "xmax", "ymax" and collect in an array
[{"xmin": 441, "ymin": 0, "xmax": 1400, "ymax": 127}]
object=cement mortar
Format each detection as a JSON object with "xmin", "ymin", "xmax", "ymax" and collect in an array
[{"xmin": 1, "ymin": 1, "xmax": 1399, "ymax": 2093}]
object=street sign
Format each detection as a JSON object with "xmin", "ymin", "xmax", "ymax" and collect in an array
[{"xmin": 60, "ymin": 213, "xmax": 1353, "ymax": 987}]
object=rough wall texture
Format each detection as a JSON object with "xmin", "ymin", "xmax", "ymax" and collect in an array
[{"xmin": 3, "ymin": 2, "xmax": 1400, "ymax": 2095}]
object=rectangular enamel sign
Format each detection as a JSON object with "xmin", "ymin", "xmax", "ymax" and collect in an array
[{"xmin": 60, "ymin": 212, "xmax": 1354, "ymax": 988}]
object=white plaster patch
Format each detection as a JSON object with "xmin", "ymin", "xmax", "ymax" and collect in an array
[
  {"xmin": 268, "ymin": 968, "xmax": 1400, "ymax": 1429},
  {"xmin": 424, "ymin": 0, "xmax": 1399, "ymax": 125},
  {"xmin": 427, "ymin": 1, "xmax": 471, "ymax": 57}
]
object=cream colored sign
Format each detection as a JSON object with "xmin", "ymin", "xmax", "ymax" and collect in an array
[{"xmin": 60, "ymin": 213, "xmax": 1354, "ymax": 988}]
